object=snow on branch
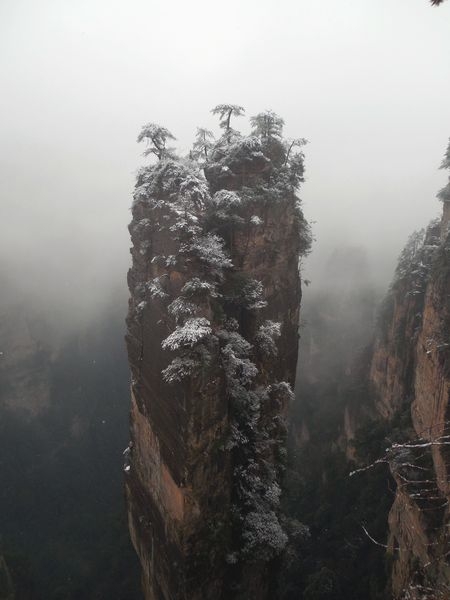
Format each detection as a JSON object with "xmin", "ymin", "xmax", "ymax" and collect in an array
[
  {"xmin": 162, "ymin": 356, "xmax": 200, "ymax": 383},
  {"xmin": 351, "ymin": 420, "xmax": 450, "ymax": 598},
  {"xmin": 255, "ymin": 320, "xmax": 281, "ymax": 357},
  {"xmin": 137, "ymin": 122, "xmax": 176, "ymax": 161},
  {"xmin": 162, "ymin": 317, "xmax": 212, "ymax": 351},
  {"xmin": 181, "ymin": 278, "xmax": 219, "ymax": 298},
  {"xmin": 186, "ymin": 233, "xmax": 232, "ymax": 271},
  {"xmin": 167, "ymin": 297, "xmax": 198, "ymax": 321},
  {"xmin": 241, "ymin": 510, "xmax": 288, "ymax": 561},
  {"xmin": 240, "ymin": 279, "xmax": 267, "ymax": 310}
]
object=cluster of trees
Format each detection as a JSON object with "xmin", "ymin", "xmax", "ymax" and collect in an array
[
  {"xmin": 376, "ymin": 219, "xmax": 442, "ymax": 354},
  {"xmin": 137, "ymin": 105, "xmax": 308, "ymax": 185}
]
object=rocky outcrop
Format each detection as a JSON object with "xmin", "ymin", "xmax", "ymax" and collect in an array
[
  {"xmin": 369, "ymin": 207, "xmax": 450, "ymax": 599},
  {"xmin": 126, "ymin": 124, "xmax": 309, "ymax": 599}
]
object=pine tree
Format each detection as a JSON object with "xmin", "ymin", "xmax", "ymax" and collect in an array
[
  {"xmin": 211, "ymin": 104, "xmax": 245, "ymax": 141},
  {"xmin": 191, "ymin": 127, "xmax": 214, "ymax": 161},
  {"xmin": 137, "ymin": 123, "xmax": 176, "ymax": 160},
  {"xmin": 284, "ymin": 138, "xmax": 308, "ymax": 166},
  {"xmin": 250, "ymin": 110, "xmax": 284, "ymax": 141},
  {"xmin": 439, "ymin": 138, "xmax": 450, "ymax": 170}
]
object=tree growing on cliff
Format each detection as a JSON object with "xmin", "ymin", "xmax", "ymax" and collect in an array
[
  {"xmin": 137, "ymin": 123, "xmax": 176, "ymax": 160},
  {"xmin": 250, "ymin": 110, "xmax": 284, "ymax": 142},
  {"xmin": 161, "ymin": 317, "xmax": 212, "ymax": 351},
  {"xmin": 440, "ymin": 138, "xmax": 450, "ymax": 170},
  {"xmin": 191, "ymin": 127, "xmax": 214, "ymax": 162},
  {"xmin": 284, "ymin": 137, "xmax": 308, "ymax": 166},
  {"xmin": 250, "ymin": 110, "xmax": 288, "ymax": 167},
  {"xmin": 350, "ymin": 419, "xmax": 450, "ymax": 600},
  {"xmin": 211, "ymin": 104, "xmax": 245, "ymax": 141},
  {"xmin": 437, "ymin": 138, "xmax": 450, "ymax": 203}
]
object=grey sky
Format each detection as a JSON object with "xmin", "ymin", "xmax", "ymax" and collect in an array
[{"xmin": 1, "ymin": 0, "xmax": 449, "ymax": 321}]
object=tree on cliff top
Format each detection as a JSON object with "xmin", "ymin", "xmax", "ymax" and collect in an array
[
  {"xmin": 211, "ymin": 104, "xmax": 245, "ymax": 141},
  {"xmin": 250, "ymin": 110, "xmax": 284, "ymax": 141},
  {"xmin": 439, "ymin": 138, "xmax": 450, "ymax": 170},
  {"xmin": 191, "ymin": 127, "xmax": 214, "ymax": 162},
  {"xmin": 137, "ymin": 123, "xmax": 176, "ymax": 160},
  {"xmin": 249, "ymin": 110, "xmax": 287, "ymax": 167}
]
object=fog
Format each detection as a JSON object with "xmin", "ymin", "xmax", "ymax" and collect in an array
[{"xmin": 1, "ymin": 0, "xmax": 449, "ymax": 326}]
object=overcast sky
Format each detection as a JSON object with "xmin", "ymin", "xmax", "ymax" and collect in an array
[{"xmin": 1, "ymin": 0, "xmax": 449, "ymax": 322}]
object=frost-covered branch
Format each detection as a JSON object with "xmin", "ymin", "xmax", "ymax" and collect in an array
[
  {"xmin": 137, "ymin": 122, "xmax": 176, "ymax": 161},
  {"xmin": 162, "ymin": 317, "xmax": 212, "ymax": 351}
]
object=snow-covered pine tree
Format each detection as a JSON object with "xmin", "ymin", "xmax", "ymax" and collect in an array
[
  {"xmin": 137, "ymin": 122, "xmax": 176, "ymax": 160},
  {"xmin": 211, "ymin": 104, "xmax": 245, "ymax": 142},
  {"xmin": 191, "ymin": 127, "xmax": 214, "ymax": 162},
  {"xmin": 250, "ymin": 110, "xmax": 284, "ymax": 142}
]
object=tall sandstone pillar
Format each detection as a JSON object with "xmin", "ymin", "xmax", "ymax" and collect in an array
[{"xmin": 125, "ymin": 132, "xmax": 309, "ymax": 599}]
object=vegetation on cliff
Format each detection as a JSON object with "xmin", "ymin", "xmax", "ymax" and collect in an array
[
  {"xmin": 377, "ymin": 220, "xmax": 441, "ymax": 352},
  {"xmin": 437, "ymin": 138, "xmax": 450, "ymax": 206}
]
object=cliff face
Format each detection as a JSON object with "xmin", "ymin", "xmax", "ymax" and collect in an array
[
  {"xmin": 369, "ymin": 209, "xmax": 450, "ymax": 599},
  {"xmin": 126, "ymin": 128, "xmax": 309, "ymax": 599}
]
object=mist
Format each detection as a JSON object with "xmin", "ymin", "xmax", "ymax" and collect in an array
[{"xmin": 1, "ymin": 0, "xmax": 450, "ymax": 325}]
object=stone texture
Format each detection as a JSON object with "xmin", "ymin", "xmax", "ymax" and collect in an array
[{"xmin": 369, "ymin": 208, "xmax": 450, "ymax": 599}]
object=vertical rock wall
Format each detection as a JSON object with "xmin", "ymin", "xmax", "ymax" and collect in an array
[{"xmin": 369, "ymin": 208, "xmax": 450, "ymax": 599}]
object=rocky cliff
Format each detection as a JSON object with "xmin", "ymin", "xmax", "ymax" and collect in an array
[
  {"xmin": 369, "ymin": 193, "xmax": 450, "ymax": 598},
  {"xmin": 125, "ymin": 113, "xmax": 310, "ymax": 599}
]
